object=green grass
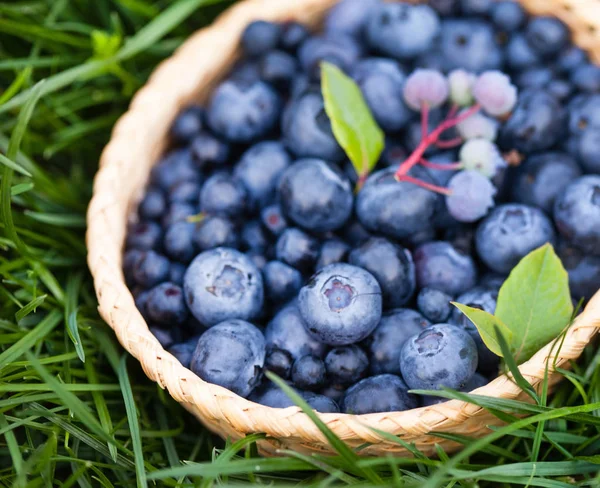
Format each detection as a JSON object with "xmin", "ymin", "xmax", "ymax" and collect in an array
[{"xmin": 0, "ymin": 0, "xmax": 599, "ymax": 486}]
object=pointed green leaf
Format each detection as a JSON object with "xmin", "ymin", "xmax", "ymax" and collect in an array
[
  {"xmin": 321, "ymin": 62, "xmax": 384, "ymax": 183},
  {"xmin": 452, "ymin": 303, "xmax": 513, "ymax": 357},
  {"xmin": 495, "ymin": 244, "xmax": 573, "ymax": 363}
]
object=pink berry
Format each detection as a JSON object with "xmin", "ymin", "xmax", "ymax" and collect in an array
[
  {"xmin": 472, "ymin": 71, "xmax": 517, "ymax": 116},
  {"xmin": 446, "ymin": 170, "xmax": 497, "ymax": 223},
  {"xmin": 456, "ymin": 110, "xmax": 498, "ymax": 141},
  {"xmin": 448, "ymin": 69, "xmax": 476, "ymax": 107},
  {"xmin": 403, "ymin": 69, "xmax": 449, "ymax": 111}
]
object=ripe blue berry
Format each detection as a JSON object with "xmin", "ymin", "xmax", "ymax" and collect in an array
[
  {"xmin": 199, "ymin": 173, "xmax": 247, "ymax": 219},
  {"xmin": 168, "ymin": 181, "xmax": 201, "ymax": 205},
  {"xmin": 316, "ymin": 239, "xmax": 350, "ymax": 270},
  {"xmin": 558, "ymin": 243, "xmax": 600, "ymax": 302},
  {"xmin": 298, "ymin": 263, "xmax": 382, "ymax": 346},
  {"xmin": 240, "ymin": 220, "xmax": 269, "ymax": 252},
  {"xmin": 366, "ymin": 3, "xmax": 440, "ymax": 60},
  {"xmin": 170, "ymin": 106, "xmax": 203, "ymax": 144},
  {"xmin": 193, "ymin": 216, "xmax": 239, "ymax": 252},
  {"xmin": 168, "ymin": 336, "xmax": 200, "ymax": 369},
  {"xmin": 241, "ymin": 21, "xmax": 282, "ymax": 57},
  {"xmin": 525, "ymin": 17, "xmax": 569, "ymax": 57},
  {"xmin": 349, "ymin": 237, "xmax": 416, "ymax": 308},
  {"xmin": 126, "ymin": 222, "xmax": 162, "ymax": 251},
  {"xmin": 456, "ymin": 111, "xmax": 498, "ymax": 141},
  {"xmin": 447, "ymin": 170, "xmax": 497, "ymax": 223},
  {"xmin": 133, "ymin": 251, "xmax": 170, "ymax": 288},
  {"xmin": 460, "ymin": 0, "xmax": 492, "ymax": 15},
  {"xmin": 342, "ymin": 374, "xmax": 418, "ymax": 414},
  {"xmin": 401, "ymin": 324, "xmax": 478, "ymax": 391},
  {"xmin": 325, "ymin": 345, "xmax": 369, "ymax": 385},
  {"xmin": 190, "ymin": 132, "xmax": 230, "ymax": 167},
  {"xmin": 169, "ymin": 263, "xmax": 186, "ymax": 286},
  {"xmin": 162, "ymin": 202, "xmax": 197, "ymax": 228},
  {"xmin": 275, "ymin": 228, "xmax": 319, "ymax": 272},
  {"xmin": 259, "ymin": 50, "xmax": 297, "ymax": 90},
  {"xmin": 291, "ymin": 355, "xmax": 326, "ymax": 390},
  {"xmin": 261, "ymin": 204, "xmax": 288, "ymax": 236},
  {"xmin": 403, "ymin": 69, "xmax": 449, "ymax": 111},
  {"xmin": 249, "ymin": 383, "xmax": 339, "ymax": 412},
  {"xmin": 476, "ymin": 204, "xmax": 557, "ymax": 273},
  {"xmin": 324, "ymin": 0, "xmax": 379, "ymax": 38},
  {"xmin": 207, "ymin": 79, "xmax": 280, "ymax": 143},
  {"xmin": 367, "ymin": 308, "xmax": 430, "ymax": 375},
  {"xmin": 262, "ymin": 260, "xmax": 302, "ymax": 304},
  {"xmin": 417, "ymin": 288, "xmax": 452, "ymax": 323},
  {"xmin": 298, "ymin": 35, "xmax": 363, "ymax": 78},
  {"xmin": 139, "ymin": 188, "xmax": 166, "ymax": 221},
  {"xmin": 184, "ymin": 248, "xmax": 264, "ymax": 326},
  {"xmin": 506, "ymin": 34, "xmax": 541, "ymax": 72},
  {"xmin": 164, "ymin": 222, "xmax": 195, "ymax": 263},
  {"xmin": 151, "ymin": 149, "xmax": 200, "ymax": 191},
  {"xmin": 191, "ymin": 319, "xmax": 265, "ymax": 398},
  {"xmin": 278, "ymin": 159, "xmax": 353, "ymax": 232},
  {"xmin": 265, "ymin": 348, "xmax": 293, "ymax": 379},
  {"xmin": 491, "ymin": 1, "xmax": 526, "ymax": 32},
  {"xmin": 280, "ymin": 22, "xmax": 310, "ymax": 52},
  {"xmin": 554, "ymin": 176, "xmax": 600, "ymax": 256},
  {"xmin": 414, "ymin": 241, "xmax": 478, "ymax": 296},
  {"xmin": 146, "ymin": 282, "xmax": 188, "ymax": 326},
  {"xmin": 440, "ymin": 20, "xmax": 502, "ymax": 73},
  {"xmin": 578, "ymin": 128, "xmax": 600, "ymax": 174}
]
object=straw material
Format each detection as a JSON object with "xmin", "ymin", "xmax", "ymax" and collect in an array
[{"xmin": 87, "ymin": 0, "xmax": 600, "ymax": 457}]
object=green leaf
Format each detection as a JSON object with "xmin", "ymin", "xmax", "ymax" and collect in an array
[
  {"xmin": 496, "ymin": 243, "xmax": 573, "ymax": 363},
  {"xmin": 451, "ymin": 302, "xmax": 513, "ymax": 357},
  {"xmin": 321, "ymin": 62, "xmax": 384, "ymax": 186}
]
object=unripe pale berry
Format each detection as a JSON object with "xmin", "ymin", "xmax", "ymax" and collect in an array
[
  {"xmin": 403, "ymin": 69, "xmax": 449, "ymax": 111},
  {"xmin": 459, "ymin": 138, "xmax": 506, "ymax": 178},
  {"xmin": 448, "ymin": 69, "xmax": 476, "ymax": 107},
  {"xmin": 456, "ymin": 111, "xmax": 499, "ymax": 141},
  {"xmin": 472, "ymin": 71, "xmax": 517, "ymax": 116},
  {"xmin": 446, "ymin": 170, "xmax": 497, "ymax": 223}
]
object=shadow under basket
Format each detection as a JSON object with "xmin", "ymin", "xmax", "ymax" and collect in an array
[{"xmin": 86, "ymin": 0, "xmax": 600, "ymax": 457}]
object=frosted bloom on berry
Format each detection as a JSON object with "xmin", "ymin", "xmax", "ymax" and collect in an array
[
  {"xmin": 403, "ymin": 69, "xmax": 449, "ymax": 111},
  {"xmin": 456, "ymin": 111, "xmax": 499, "ymax": 141},
  {"xmin": 459, "ymin": 138, "xmax": 506, "ymax": 178},
  {"xmin": 472, "ymin": 71, "xmax": 517, "ymax": 116},
  {"xmin": 448, "ymin": 70, "xmax": 476, "ymax": 107},
  {"xmin": 447, "ymin": 170, "xmax": 497, "ymax": 223}
]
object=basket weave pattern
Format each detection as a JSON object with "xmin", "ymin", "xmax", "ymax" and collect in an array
[{"xmin": 87, "ymin": 0, "xmax": 600, "ymax": 456}]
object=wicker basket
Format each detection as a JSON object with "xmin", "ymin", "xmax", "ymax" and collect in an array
[{"xmin": 87, "ymin": 0, "xmax": 600, "ymax": 457}]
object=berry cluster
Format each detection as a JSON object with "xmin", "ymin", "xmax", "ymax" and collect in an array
[{"xmin": 124, "ymin": 0, "xmax": 600, "ymax": 414}]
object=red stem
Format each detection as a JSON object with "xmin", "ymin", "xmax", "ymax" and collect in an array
[
  {"xmin": 397, "ymin": 174, "xmax": 453, "ymax": 195},
  {"xmin": 435, "ymin": 137, "xmax": 463, "ymax": 149},
  {"xmin": 419, "ymin": 159, "xmax": 463, "ymax": 171},
  {"xmin": 421, "ymin": 102, "xmax": 429, "ymax": 140}
]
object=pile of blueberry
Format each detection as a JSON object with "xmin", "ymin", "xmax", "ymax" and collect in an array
[{"xmin": 124, "ymin": 0, "xmax": 600, "ymax": 415}]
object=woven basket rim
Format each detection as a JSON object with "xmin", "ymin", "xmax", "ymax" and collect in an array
[{"xmin": 86, "ymin": 0, "xmax": 600, "ymax": 455}]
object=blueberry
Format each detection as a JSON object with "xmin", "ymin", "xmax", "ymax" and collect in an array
[
  {"xmin": 161, "ymin": 202, "xmax": 197, "ymax": 228},
  {"xmin": 193, "ymin": 216, "xmax": 239, "ymax": 252},
  {"xmin": 146, "ymin": 282, "xmax": 188, "ymax": 325},
  {"xmin": 571, "ymin": 63, "xmax": 600, "ymax": 93},
  {"xmin": 298, "ymin": 392, "xmax": 340, "ymax": 413},
  {"xmin": 547, "ymin": 79, "xmax": 573, "ymax": 101},
  {"xmin": 352, "ymin": 58, "xmax": 410, "ymax": 132},
  {"xmin": 240, "ymin": 220, "xmax": 269, "ymax": 252},
  {"xmin": 349, "ymin": 237, "xmax": 416, "ymax": 309},
  {"xmin": 451, "ymin": 286, "xmax": 499, "ymax": 375},
  {"xmin": 401, "ymin": 324, "xmax": 478, "ymax": 391},
  {"xmin": 150, "ymin": 326, "xmax": 181, "ymax": 349},
  {"xmin": 191, "ymin": 319, "xmax": 265, "ymax": 398},
  {"xmin": 184, "ymin": 248, "xmax": 264, "ymax": 326},
  {"xmin": 199, "ymin": 173, "xmax": 247, "ymax": 219},
  {"xmin": 264, "ymin": 348, "xmax": 293, "ymax": 378},
  {"xmin": 230, "ymin": 59, "xmax": 261, "ymax": 84},
  {"xmin": 422, "ymin": 372, "xmax": 488, "ymax": 406},
  {"xmin": 341, "ymin": 219, "xmax": 371, "ymax": 247},
  {"xmin": 134, "ymin": 289, "xmax": 150, "ymax": 319},
  {"xmin": 558, "ymin": 243, "xmax": 600, "ymax": 302},
  {"xmin": 207, "ymin": 79, "xmax": 280, "ymax": 143},
  {"xmin": 320, "ymin": 384, "xmax": 346, "ymax": 404},
  {"xmin": 280, "ymin": 22, "xmax": 310, "ymax": 52},
  {"xmin": 512, "ymin": 152, "xmax": 582, "ymax": 213},
  {"xmin": 414, "ymin": 241, "xmax": 477, "ymax": 296},
  {"xmin": 169, "ymin": 181, "xmax": 201, "ymax": 204},
  {"xmin": 282, "ymin": 92, "xmax": 344, "ymax": 162},
  {"xmin": 366, "ymin": 309, "xmax": 429, "ymax": 376},
  {"xmin": 265, "ymin": 302, "xmax": 327, "ymax": 360},
  {"xmin": 169, "ymin": 263, "xmax": 187, "ymax": 286},
  {"xmin": 342, "ymin": 374, "xmax": 418, "ymax": 414},
  {"xmin": 356, "ymin": 167, "xmax": 438, "ymax": 242},
  {"xmin": 578, "ymin": 128, "xmax": 600, "ymax": 174},
  {"xmin": 476, "ymin": 204, "xmax": 556, "ymax": 273},
  {"xmin": 168, "ymin": 336, "xmax": 200, "ymax": 369},
  {"xmin": 499, "ymin": 89, "xmax": 565, "ymax": 154},
  {"xmin": 262, "ymin": 261, "xmax": 302, "ymax": 304},
  {"xmin": 133, "ymin": 251, "xmax": 170, "ymax": 288},
  {"xmin": 139, "ymin": 188, "xmax": 166, "ymax": 221},
  {"xmin": 190, "ymin": 132, "xmax": 230, "ymax": 167},
  {"xmin": 554, "ymin": 176, "xmax": 600, "ymax": 256},
  {"xmin": 417, "ymin": 288, "xmax": 453, "ymax": 323},
  {"xmin": 568, "ymin": 95, "xmax": 600, "ymax": 136},
  {"xmin": 366, "ymin": 3, "xmax": 440, "ymax": 60},
  {"xmin": 164, "ymin": 222, "xmax": 196, "ymax": 263},
  {"xmin": 250, "ymin": 383, "xmax": 339, "ymax": 412},
  {"xmin": 170, "ymin": 106, "xmax": 203, "ymax": 143},
  {"xmin": 439, "ymin": 20, "xmax": 503, "ymax": 73},
  {"xmin": 505, "ymin": 34, "xmax": 541, "ymax": 72},
  {"xmin": 298, "ymin": 263, "xmax": 382, "ymax": 346},
  {"xmin": 241, "ymin": 21, "xmax": 282, "ymax": 57},
  {"xmin": 126, "ymin": 221, "xmax": 162, "ymax": 251},
  {"xmin": 150, "ymin": 149, "xmax": 200, "ymax": 191},
  {"xmin": 124, "ymin": 249, "xmax": 143, "ymax": 286},
  {"xmin": 525, "ymin": 17, "xmax": 569, "ymax": 57},
  {"xmin": 323, "ymin": 346, "xmax": 368, "ymax": 387},
  {"xmin": 459, "ymin": 0, "xmax": 492, "ymax": 15},
  {"xmin": 428, "ymin": 0, "xmax": 460, "ymax": 15},
  {"xmin": 233, "ymin": 141, "xmax": 290, "ymax": 210},
  {"xmin": 490, "ymin": 1, "xmax": 525, "ymax": 31},
  {"xmin": 324, "ymin": 0, "xmax": 379, "ymax": 38},
  {"xmin": 278, "ymin": 159, "xmax": 353, "ymax": 233},
  {"xmin": 516, "ymin": 67, "xmax": 554, "ymax": 90},
  {"xmin": 261, "ymin": 204, "xmax": 289, "ymax": 236},
  {"xmin": 275, "ymin": 228, "xmax": 319, "ymax": 272},
  {"xmin": 298, "ymin": 34, "xmax": 363, "ymax": 78},
  {"xmin": 259, "ymin": 50, "xmax": 297, "ymax": 90},
  {"xmin": 291, "ymin": 355, "xmax": 326, "ymax": 391},
  {"xmin": 557, "ymin": 46, "xmax": 588, "ymax": 74},
  {"xmin": 316, "ymin": 239, "xmax": 349, "ymax": 270}
]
